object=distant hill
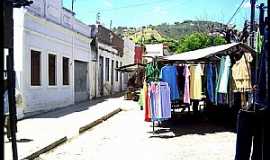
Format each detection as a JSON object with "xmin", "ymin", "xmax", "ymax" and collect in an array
[{"xmin": 113, "ymin": 20, "xmax": 225, "ymax": 44}]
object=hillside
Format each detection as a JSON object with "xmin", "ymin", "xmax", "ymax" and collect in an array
[{"xmin": 113, "ymin": 20, "xmax": 225, "ymax": 44}]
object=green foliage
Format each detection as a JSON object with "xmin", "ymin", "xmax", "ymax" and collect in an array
[
  {"xmin": 113, "ymin": 20, "xmax": 225, "ymax": 41},
  {"xmin": 176, "ymin": 32, "xmax": 227, "ymax": 53},
  {"xmin": 112, "ymin": 20, "xmax": 227, "ymax": 54}
]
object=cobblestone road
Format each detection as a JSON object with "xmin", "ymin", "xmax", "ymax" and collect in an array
[{"xmin": 37, "ymin": 106, "xmax": 237, "ymax": 160}]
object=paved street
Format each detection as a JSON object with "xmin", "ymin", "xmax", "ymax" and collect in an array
[
  {"xmin": 37, "ymin": 104, "xmax": 237, "ymax": 160},
  {"xmin": 4, "ymin": 94, "xmax": 130, "ymax": 160}
]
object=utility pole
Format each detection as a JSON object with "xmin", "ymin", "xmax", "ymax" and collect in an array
[
  {"xmin": 258, "ymin": 3, "xmax": 265, "ymax": 35},
  {"xmin": 4, "ymin": 2, "xmax": 18, "ymax": 159},
  {"xmin": 110, "ymin": 20, "xmax": 112, "ymax": 30},
  {"xmin": 267, "ymin": 0, "xmax": 270, "ymax": 105},
  {"xmin": 250, "ymin": 0, "xmax": 256, "ymax": 49},
  {"xmin": 2, "ymin": 1, "xmax": 32, "ymax": 160},
  {"xmin": 72, "ymin": 0, "xmax": 75, "ymax": 12},
  {"xmin": 1, "ymin": 0, "xmax": 4, "ymax": 159},
  {"xmin": 96, "ymin": 12, "xmax": 101, "ymax": 25}
]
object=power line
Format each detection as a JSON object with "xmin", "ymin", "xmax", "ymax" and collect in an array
[
  {"xmin": 226, "ymin": 0, "xmax": 248, "ymax": 25},
  {"xmin": 89, "ymin": 0, "xmax": 174, "ymax": 13}
]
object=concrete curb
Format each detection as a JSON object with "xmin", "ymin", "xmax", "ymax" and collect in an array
[
  {"xmin": 23, "ymin": 137, "xmax": 67, "ymax": 160},
  {"xmin": 79, "ymin": 108, "xmax": 122, "ymax": 134},
  {"xmin": 22, "ymin": 108, "xmax": 122, "ymax": 160}
]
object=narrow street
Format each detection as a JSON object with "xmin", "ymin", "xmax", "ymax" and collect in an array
[
  {"xmin": 37, "ymin": 104, "xmax": 236, "ymax": 160},
  {"xmin": 2, "ymin": 1, "xmax": 270, "ymax": 160}
]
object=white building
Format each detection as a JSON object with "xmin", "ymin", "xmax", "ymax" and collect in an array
[
  {"xmin": 144, "ymin": 43, "xmax": 164, "ymax": 62},
  {"xmin": 122, "ymin": 38, "xmax": 136, "ymax": 90},
  {"xmin": 13, "ymin": 0, "xmax": 94, "ymax": 118},
  {"xmin": 91, "ymin": 25, "xmax": 135, "ymax": 97}
]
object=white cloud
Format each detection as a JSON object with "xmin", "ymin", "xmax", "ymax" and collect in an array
[
  {"xmin": 242, "ymin": 1, "xmax": 251, "ymax": 8},
  {"xmin": 104, "ymin": 0, "xmax": 112, "ymax": 7},
  {"xmin": 153, "ymin": 5, "xmax": 168, "ymax": 15}
]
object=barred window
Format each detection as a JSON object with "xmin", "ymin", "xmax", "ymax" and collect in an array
[
  {"xmin": 48, "ymin": 54, "xmax": 56, "ymax": 85},
  {"xmin": 31, "ymin": 50, "xmax": 41, "ymax": 86},
  {"xmin": 63, "ymin": 57, "xmax": 69, "ymax": 85}
]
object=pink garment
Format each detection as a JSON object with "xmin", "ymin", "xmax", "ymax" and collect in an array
[{"xmin": 183, "ymin": 65, "xmax": 190, "ymax": 104}]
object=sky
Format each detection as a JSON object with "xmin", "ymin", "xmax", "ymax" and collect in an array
[{"xmin": 63, "ymin": 0, "xmax": 267, "ymax": 30}]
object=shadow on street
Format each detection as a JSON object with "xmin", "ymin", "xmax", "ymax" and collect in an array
[
  {"xmin": 28, "ymin": 93, "xmax": 125, "ymax": 119},
  {"xmin": 149, "ymin": 111, "xmax": 236, "ymax": 139}
]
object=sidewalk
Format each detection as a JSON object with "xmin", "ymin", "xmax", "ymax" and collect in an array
[{"xmin": 4, "ymin": 94, "xmax": 138, "ymax": 160}]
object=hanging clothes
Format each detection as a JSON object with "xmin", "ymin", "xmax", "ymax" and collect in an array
[
  {"xmin": 183, "ymin": 65, "xmax": 191, "ymax": 104},
  {"xmin": 147, "ymin": 82, "xmax": 171, "ymax": 121},
  {"xmin": 138, "ymin": 89, "xmax": 144, "ymax": 107},
  {"xmin": 232, "ymin": 53, "xmax": 253, "ymax": 92},
  {"xmin": 176, "ymin": 65, "xmax": 185, "ymax": 97},
  {"xmin": 206, "ymin": 64, "xmax": 216, "ymax": 103},
  {"xmin": 190, "ymin": 64, "xmax": 203, "ymax": 100},
  {"xmin": 256, "ymin": 31, "xmax": 263, "ymax": 54},
  {"xmin": 160, "ymin": 65, "xmax": 180, "ymax": 101},
  {"xmin": 145, "ymin": 63, "xmax": 154, "ymax": 82},
  {"xmin": 217, "ymin": 55, "xmax": 231, "ymax": 93},
  {"xmin": 255, "ymin": 27, "xmax": 269, "ymax": 109},
  {"xmin": 144, "ymin": 82, "xmax": 151, "ymax": 122},
  {"xmin": 158, "ymin": 82, "xmax": 171, "ymax": 119},
  {"xmin": 145, "ymin": 63, "xmax": 159, "ymax": 82}
]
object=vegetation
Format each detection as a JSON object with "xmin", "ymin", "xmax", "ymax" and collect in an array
[
  {"xmin": 112, "ymin": 20, "xmax": 227, "ymax": 53},
  {"xmin": 113, "ymin": 20, "xmax": 225, "ymax": 40},
  {"xmin": 176, "ymin": 32, "xmax": 227, "ymax": 53}
]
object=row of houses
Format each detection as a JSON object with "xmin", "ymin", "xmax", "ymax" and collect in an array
[{"xmin": 11, "ymin": 0, "xmax": 135, "ymax": 119}]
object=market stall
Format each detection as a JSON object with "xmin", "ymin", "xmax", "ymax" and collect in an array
[
  {"xmin": 142, "ymin": 42, "xmax": 256, "ymax": 133},
  {"xmin": 116, "ymin": 63, "xmax": 145, "ymax": 100}
]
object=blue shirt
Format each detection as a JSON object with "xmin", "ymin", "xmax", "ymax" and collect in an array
[{"xmin": 159, "ymin": 65, "xmax": 180, "ymax": 101}]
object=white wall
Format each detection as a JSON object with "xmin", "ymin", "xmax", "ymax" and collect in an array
[
  {"xmin": 13, "ymin": 9, "xmax": 25, "ymax": 119},
  {"xmin": 13, "ymin": 5, "xmax": 93, "ymax": 116},
  {"xmin": 145, "ymin": 43, "xmax": 163, "ymax": 62},
  {"xmin": 122, "ymin": 38, "xmax": 135, "ymax": 90},
  {"xmin": 96, "ymin": 43, "xmax": 123, "ymax": 96},
  {"xmin": 123, "ymin": 38, "xmax": 135, "ymax": 65}
]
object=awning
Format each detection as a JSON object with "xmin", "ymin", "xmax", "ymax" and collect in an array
[
  {"xmin": 162, "ymin": 43, "xmax": 255, "ymax": 63},
  {"xmin": 116, "ymin": 63, "xmax": 145, "ymax": 72}
]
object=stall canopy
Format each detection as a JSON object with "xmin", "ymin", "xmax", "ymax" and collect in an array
[
  {"xmin": 162, "ymin": 43, "xmax": 255, "ymax": 63},
  {"xmin": 116, "ymin": 63, "xmax": 145, "ymax": 72}
]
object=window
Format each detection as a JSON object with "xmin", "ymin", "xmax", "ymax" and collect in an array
[
  {"xmin": 120, "ymin": 62, "xmax": 123, "ymax": 82},
  {"xmin": 31, "ymin": 50, "xmax": 41, "ymax": 86},
  {"xmin": 111, "ymin": 60, "xmax": 114, "ymax": 83},
  {"xmin": 116, "ymin": 61, "xmax": 119, "ymax": 81},
  {"xmin": 48, "ymin": 54, "xmax": 56, "ymax": 85},
  {"xmin": 63, "ymin": 57, "xmax": 69, "ymax": 85},
  {"xmin": 105, "ymin": 58, "xmax": 110, "ymax": 81}
]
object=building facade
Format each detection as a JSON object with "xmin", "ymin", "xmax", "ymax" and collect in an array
[
  {"xmin": 13, "ymin": 0, "xmax": 94, "ymax": 118},
  {"xmin": 91, "ymin": 25, "xmax": 134, "ymax": 97},
  {"xmin": 12, "ymin": 0, "xmax": 135, "ymax": 119}
]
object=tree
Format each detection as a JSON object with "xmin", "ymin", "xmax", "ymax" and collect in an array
[{"xmin": 176, "ymin": 32, "xmax": 226, "ymax": 53}]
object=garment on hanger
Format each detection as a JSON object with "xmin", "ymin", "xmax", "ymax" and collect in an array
[
  {"xmin": 255, "ymin": 26, "xmax": 269, "ymax": 109},
  {"xmin": 217, "ymin": 55, "xmax": 231, "ymax": 93},
  {"xmin": 158, "ymin": 82, "xmax": 171, "ymax": 119},
  {"xmin": 176, "ymin": 65, "xmax": 185, "ymax": 97},
  {"xmin": 145, "ymin": 63, "xmax": 159, "ymax": 82},
  {"xmin": 144, "ymin": 82, "xmax": 151, "ymax": 122},
  {"xmin": 183, "ymin": 65, "xmax": 191, "ymax": 104},
  {"xmin": 256, "ymin": 31, "xmax": 263, "ymax": 54},
  {"xmin": 148, "ymin": 82, "xmax": 171, "ymax": 121},
  {"xmin": 160, "ymin": 65, "xmax": 180, "ymax": 101},
  {"xmin": 232, "ymin": 53, "xmax": 253, "ymax": 92},
  {"xmin": 206, "ymin": 64, "xmax": 216, "ymax": 103},
  {"xmin": 190, "ymin": 64, "xmax": 203, "ymax": 100}
]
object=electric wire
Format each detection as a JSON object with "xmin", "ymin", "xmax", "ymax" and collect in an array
[
  {"xmin": 226, "ymin": 0, "xmax": 248, "ymax": 25},
  {"xmin": 89, "ymin": 0, "xmax": 174, "ymax": 13}
]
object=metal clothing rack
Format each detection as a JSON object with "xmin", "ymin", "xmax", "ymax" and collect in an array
[{"xmin": 146, "ymin": 56, "xmax": 159, "ymax": 134}]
